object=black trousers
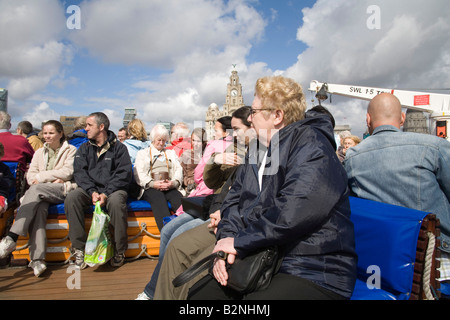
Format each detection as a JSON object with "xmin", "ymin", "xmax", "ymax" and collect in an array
[
  {"xmin": 65, "ymin": 187, "xmax": 128, "ymax": 254},
  {"xmin": 187, "ymin": 273, "xmax": 347, "ymax": 300},
  {"xmin": 140, "ymin": 188, "xmax": 182, "ymax": 231}
]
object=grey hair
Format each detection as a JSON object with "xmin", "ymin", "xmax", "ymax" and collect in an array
[
  {"xmin": 0, "ymin": 111, "xmax": 11, "ymax": 130},
  {"xmin": 88, "ymin": 112, "xmax": 110, "ymax": 131},
  {"xmin": 172, "ymin": 122, "xmax": 190, "ymax": 138},
  {"xmin": 339, "ymin": 130, "xmax": 352, "ymax": 139},
  {"xmin": 150, "ymin": 124, "xmax": 170, "ymax": 141}
]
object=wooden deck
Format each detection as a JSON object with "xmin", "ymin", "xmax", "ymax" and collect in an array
[{"xmin": 0, "ymin": 258, "xmax": 157, "ymax": 300}]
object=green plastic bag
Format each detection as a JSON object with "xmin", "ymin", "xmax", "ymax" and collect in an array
[{"xmin": 84, "ymin": 202, "xmax": 114, "ymax": 267}]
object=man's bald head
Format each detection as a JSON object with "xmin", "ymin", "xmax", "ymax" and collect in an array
[{"xmin": 366, "ymin": 93, "xmax": 405, "ymax": 134}]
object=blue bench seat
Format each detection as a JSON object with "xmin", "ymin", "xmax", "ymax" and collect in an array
[
  {"xmin": 351, "ymin": 279, "xmax": 397, "ymax": 300},
  {"xmin": 48, "ymin": 198, "xmax": 172, "ymax": 215},
  {"xmin": 349, "ymin": 196, "xmax": 438, "ymax": 300}
]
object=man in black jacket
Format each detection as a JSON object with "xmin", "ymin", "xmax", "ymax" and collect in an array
[
  {"xmin": 189, "ymin": 76, "xmax": 357, "ymax": 300},
  {"xmin": 0, "ymin": 142, "xmax": 14, "ymax": 214},
  {"xmin": 65, "ymin": 112, "xmax": 132, "ymax": 268}
]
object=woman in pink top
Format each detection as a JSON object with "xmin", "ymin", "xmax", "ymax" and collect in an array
[
  {"xmin": 175, "ymin": 116, "xmax": 233, "ymax": 213},
  {"xmin": 136, "ymin": 116, "xmax": 232, "ymax": 300}
]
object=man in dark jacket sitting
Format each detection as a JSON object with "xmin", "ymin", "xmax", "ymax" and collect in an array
[
  {"xmin": 0, "ymin": 142, "xmax": 15, "ymax": 214},
  {"xmin": 189, "ymin": 76, "xmax": 357, "ymax": 300},
  {"xmin": 65, "ymin": 112, "xmax": 132, "ymax": 268}
]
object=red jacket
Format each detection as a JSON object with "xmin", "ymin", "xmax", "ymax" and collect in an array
[
  {"xmin": 167, "ymin": 137, "xmax": 192, "ymax": 157},
  {"xmin": 0, "ymin": 132, "xmax": 34, "ymax": 170}
]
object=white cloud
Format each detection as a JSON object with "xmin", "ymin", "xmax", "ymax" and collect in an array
[
  {"xmin": 68, "ymin": 0, "xmax": 269, "ymax": 130},
  {"xmin": 3, "ymin": 0, "xmax": 448, "ymax": 138},
  {"xmin": 0, "ymin": 0, "xmax": 73, "ymax": 101},
  {"xmin": 21, "ymin": 102, "xmax": 60, "ymax": 128},
  {"xmin": 28, "ymin": 94, "xmax": 72, "ymax": 106},
  {"xmin": 71, "ymin": 0, "xmax": 266, "ymax": 68},
  {"xmin": 285, "ymin": 0, "xmax": 450, "ymax": 136}
]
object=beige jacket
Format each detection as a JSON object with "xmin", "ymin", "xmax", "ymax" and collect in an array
[
  {"xmin": 27, "ymin": 141, "xmax": 77, "ymax": 196},
  {"xmin": 134, "ymin": 144, "xmax": 184, "ymax": 198}
]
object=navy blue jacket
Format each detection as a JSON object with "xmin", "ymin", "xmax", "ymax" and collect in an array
[
  {"xmin": 0, "ymin": 162, "xmax": 15, "ymax": 200},
  {"xmin": 74, "ymin": 131, "xmax": 132, "ymax": 197},
  {"xmin": 217, "ymin": 113, "xmax": 357, "ymax": 298}
]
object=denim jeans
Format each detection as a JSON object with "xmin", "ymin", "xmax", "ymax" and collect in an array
[{"xmin": 143, "ymin": 213, "xmax": 207, "ymax": 298}]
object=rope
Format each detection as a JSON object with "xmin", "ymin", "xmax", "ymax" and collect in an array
[
  {"xmin": 12, "ymin": 221, "xmax": 161, "ymax": 264},
  {"xmin": 125, "ymin": 244, "xmax": 159, "ymax": 262},
  {"xmin": 423, "ymin": 231, "xmax": 436, "ymax": 300}
]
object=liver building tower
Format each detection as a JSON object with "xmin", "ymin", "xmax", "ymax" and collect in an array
[{"xmin": 205, "ymin": 69, "xmax": 245, "ymax": 140}]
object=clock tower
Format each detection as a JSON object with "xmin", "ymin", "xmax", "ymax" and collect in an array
[
  {"xmin": 205, "ymin": 69, "xmax": 245, "ymax": 140},
  {"xmin": 223, "ymin": 70, "xmax": 245, "ymax": 115}
]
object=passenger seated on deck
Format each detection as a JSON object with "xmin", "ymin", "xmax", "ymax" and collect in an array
[
  {"xmin": 139, "ymin": 107, "xmax": 253, "ymax": 300},
  {"xmin": 135, "ymin": 111, "xmax": 243, "ymax": 300},
  {"xmin": 180, "ymin": 128, "xmax": 207, "ymax": 195},
  {"xmin": 155, "ymin": 116, "xmax": 233, "ymax": 256},
  {"xmin": 0, "ymin": 120, "xmax": 77, "ymax": 277},
  {"xmin": 0, "ymin": 111, "xmax": 34, "ymax": 171},
  {"xmin": 336, "ymin": 130, "xmax": 351, "ymax": 162},
  {"xmin": 151, "ymin": 105, "xmax": 338, "ymax": 300},
  {"xmin": 122, "ymin": 119, "xmax": 151, "ymax": 164},
  {"xmin": 65, "ymin": 112, "xmax": 132, "ymax": 269},
  {"xmin": 342, "ymin": 135, "xmax": 361, "ymax": 159},
  {"xmin": 167, "ymin": 122, "xmax": 192, "ymax": 158},
  {"xmin": 133, "ymin": 124, "xmax": 184, "ymax": 231},
  {"xmin": 16, "ymin": 120, "xmax": 43, "ymax": 151},
  {"xmin": 188, "ymin": 76, "xmax": 357, "ymax": 300},
  {"xmin": 67, "ymin": 116, "xmax": 88, "ymax": 149},
  {"xmin": 117, "ymin": 127, "xmax": 129, "ymax": 143},
  {"xmin": 0, "ymin": 142, "xmax": 15, "ymax": 214},
  {"xmin": 344, "ymin": 93, "xmax": 450, "ymax": 291}
]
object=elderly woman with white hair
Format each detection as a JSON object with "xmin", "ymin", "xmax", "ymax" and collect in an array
[{"xmin": 134, "ymin": 124, "xmax": 184, "ymax": 231}]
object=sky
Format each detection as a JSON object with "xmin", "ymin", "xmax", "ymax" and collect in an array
[{"xmin": 1, "ymin": 0, "xmax": 449, "ymax": 138}]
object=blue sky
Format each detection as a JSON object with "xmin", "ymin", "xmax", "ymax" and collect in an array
[{"xmin": 1, "ymin": 0, "xmax": 449, "ymax": 137}]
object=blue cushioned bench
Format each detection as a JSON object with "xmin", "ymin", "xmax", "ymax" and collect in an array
[
  {"xmin": 47, "ymin": 198, "xmax": 162, "ymax": 216},
  {"xmin": 440, "ymin": 282, "xmax": 450, "ymax": 298},
  {"xmin": 349, "ymin": 196, "xmax": 440, "ymax": 300}
]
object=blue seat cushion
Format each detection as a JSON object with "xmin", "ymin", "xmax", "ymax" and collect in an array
[
  {"xmin": 439, "ymin": 281, "xmax": 450, "ymax": 297},
  {"xmin": 351, "ymin": 279, "xmax": 397, "ymax": 300},
  {"xmin": 4, "ymin": 162, "xmax": 18, "ymax": 179},
  {"xmin": 349, "ymin": 197, "xmax": 429, "ymax": 300},
  {"xmin": 48, "ymin": 198, "xmax": 171, "ymax": 215}
]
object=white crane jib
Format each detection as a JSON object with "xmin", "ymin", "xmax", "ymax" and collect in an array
[{"xmin": 308, "ymin": 80, "xmax": 450, "ymax": 140}]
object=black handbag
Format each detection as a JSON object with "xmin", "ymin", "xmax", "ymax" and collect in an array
[
  {"xmin": 181, "ymin": 195, "xmax": 215, "ymax": 220},
  {"xmin": 173, "ymin": 246, "xmax": 281, "ymax": 294}
]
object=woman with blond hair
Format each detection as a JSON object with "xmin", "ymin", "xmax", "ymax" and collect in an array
[
  {"xmin": 123, "ymin": 119, "xmax": 151, "ymax": 164},
  {"xmin": 189, "ymin": 76, "xmax": 357, "ymax": 300},
  {"xmin": 342, "ymin": 135, "xmax": 361, "ymax": 159},
  {"xmin": 68, "ymin": 116, "xmax": 88, "ymax": 148}
]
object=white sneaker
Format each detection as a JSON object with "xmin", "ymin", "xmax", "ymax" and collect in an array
[
  {"xmin": 71, "ymin": 248, "xmax": 87, "ymax": 269},
  {"xmin": 135, "ymin": 292, "xmax": 151, "ymax": 300},
  {"xmin": 0, "ymin": 236, "xmax": 16, "ymax": 258},
  {"xmin": 29, "ymin": 260, "xmax": 47, "ymax": 277}
]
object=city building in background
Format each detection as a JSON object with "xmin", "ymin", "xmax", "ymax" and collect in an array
[
  {"xmin": 205, "ymin": 69, "xmax": 245, "ymax": 140},
  {"xmin": 0, "ymin": 89, "xmax": 7, "ymax": 112}
]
